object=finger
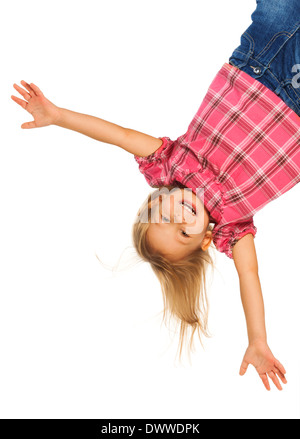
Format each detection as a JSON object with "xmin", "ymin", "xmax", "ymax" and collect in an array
[
  {"xmin": 239, "ymin": 359, "xmax": 248, "ymax": 376},
  {"xmin": 30, "ymin": 82, "xmax": 43, "ymax": 96},
  {"xmin": 21, "ymin": 121, "xmax": 37, "ymax": 129},
  {"xmin": 274, "ymin": 366, "xmax": 287, "ymax": 384},
  {"xmin": 259, "ymin": 373, "xmax": 271, "ymax": 391},
  {"xmin": 13, "ymin": 83, "xmax": 32, "ymax": 101},
  {"xmin": 20, "ymin": 80, "xmax": 37, "ymax": 96},
  {"xmin": 268, "ymin": 371, "xmax": 282, "ymax": 391},
  {"xmin": 11, "ymin": 95, "xmax": 28, "ymax": 109},
  {"xmin": 274, "ymin": 359, "xmax": 286, "ymax": 376}
]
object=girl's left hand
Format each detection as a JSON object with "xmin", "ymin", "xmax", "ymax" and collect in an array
[{"xmin": 239, "ymin": 340, "xmax": 287, "ymax": 390}]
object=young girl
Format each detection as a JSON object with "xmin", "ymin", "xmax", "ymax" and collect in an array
[{"xmin": 11, "ymin": 0, "xmax": 300, "ymax": 391}]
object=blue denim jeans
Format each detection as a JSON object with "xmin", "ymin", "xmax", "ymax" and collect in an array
[{"xmin": 229, "ymin": 0, "xmax": 300, "ymax": 116}]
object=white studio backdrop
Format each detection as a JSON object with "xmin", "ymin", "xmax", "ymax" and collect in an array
[{"xmin": 1, "ymin": 0, "xmax": 300, "ymax": 419}]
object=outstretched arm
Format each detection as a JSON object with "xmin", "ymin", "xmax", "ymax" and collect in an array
[
  {"xmin": 11, "ymin": 81, "xmax": 163, "ymax": 157},
  {"xmin": 232, "ymin": 234, "xmax": 287, "ymax": 391},
  {"xmin": 55, "ymin": 109, "xmax": 163, "ymax": 157}
]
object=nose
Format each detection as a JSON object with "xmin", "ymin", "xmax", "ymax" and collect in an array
[
  {"xmin": 163, "ymin": 194, "xmax": 194, "ymax": 224},
  {"xmin": 173, "ymin": 207, "xmax": 189, "ymax": 224}
]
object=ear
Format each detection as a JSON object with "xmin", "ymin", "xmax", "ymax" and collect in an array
[{"xmin": 201, "ymin": 230, "xmax": 213, "ymax": 252}]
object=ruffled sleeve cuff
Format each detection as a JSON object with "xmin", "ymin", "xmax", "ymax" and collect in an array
[
  {"xmin": 134, "ymin": 137, "xmax": 171, "ymax": 165},
  {"xmin": 213, "ymin": 220, "xmax": 257, "ymax": 259}
]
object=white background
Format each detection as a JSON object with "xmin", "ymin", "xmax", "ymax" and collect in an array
[{"xmin": 2, "ymin": 0, "xmax": 300, "ymax": 419}]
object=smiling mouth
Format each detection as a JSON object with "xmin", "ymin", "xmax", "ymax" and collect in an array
[{"xmin": 180, "ymin": 201, "xmax": 197, "ymax": 215}]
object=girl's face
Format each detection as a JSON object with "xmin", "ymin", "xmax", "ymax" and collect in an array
[{"xmin": 146, "ymin": 188, "xmax": 212, "ymax": 261}]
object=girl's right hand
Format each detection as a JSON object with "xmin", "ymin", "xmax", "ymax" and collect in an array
[{"xmin": 11, "ymin": 81, "xmax": 61, "ymax": 129}]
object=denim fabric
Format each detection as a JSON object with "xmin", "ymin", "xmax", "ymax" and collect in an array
[{"xmin": 229, "ymin": 0, "xmax": 300, "ymax": 116}]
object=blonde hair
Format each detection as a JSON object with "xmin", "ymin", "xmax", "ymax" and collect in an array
[{"xmin": 132, "ymin": 185, "xmax": 216, "ymax": 360}]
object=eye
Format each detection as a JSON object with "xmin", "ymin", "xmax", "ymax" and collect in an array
[
  {"xmin": 161, "ymin": 215, "xmax": 170, "ymax": 223},
  {"xmin": 181, "ymin": 229, "xmax": 190, "ymax": 238}
]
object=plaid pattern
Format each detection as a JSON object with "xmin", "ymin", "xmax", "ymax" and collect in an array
[{"xmin": 134, "ymin": 63, "xmax": 300, "ymax": 259}]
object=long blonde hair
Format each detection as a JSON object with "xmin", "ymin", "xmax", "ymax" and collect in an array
[{"xmin": 132, "ymin": 185, "xmax": 216, "ymax": 360}]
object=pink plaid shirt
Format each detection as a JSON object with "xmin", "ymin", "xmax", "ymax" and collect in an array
[{"xmin": 134, "ymin": 63, "xmax": 300, "ymax": 259}]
